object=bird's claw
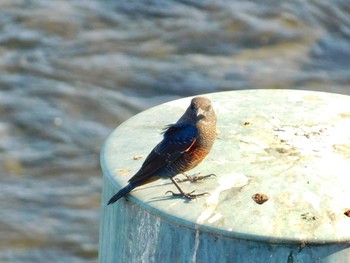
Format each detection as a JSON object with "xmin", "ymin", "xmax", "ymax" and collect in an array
[
  {"xmin": 175, "ymin": 173, "xmax": 216, "ymax": 183},
  {"xmin": 165, "ymin": 190, "xmax": 209, "ymax": 200}
]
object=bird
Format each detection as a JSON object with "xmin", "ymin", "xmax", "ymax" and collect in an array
[{"xmin": 107, "ymin": 96, "xmax": 217, "ymax": 205}]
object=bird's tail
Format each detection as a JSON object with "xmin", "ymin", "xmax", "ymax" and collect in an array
[{"xmin": 107, "ymin": 183, "xmax": 136, "ymax": 205}]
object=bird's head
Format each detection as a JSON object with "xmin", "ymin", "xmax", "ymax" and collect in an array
[{"xmin": 180, "ymin": 97, "xmax": 216, "ymax": 125}]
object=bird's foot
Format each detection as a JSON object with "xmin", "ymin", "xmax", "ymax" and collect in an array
[
  {"xmin": 175, "ymin": 173, "xmax": 216, "ymax": 183},
  {"xmin": 165, "ymin": 190, "xmax": 209, "ymax": 200}
]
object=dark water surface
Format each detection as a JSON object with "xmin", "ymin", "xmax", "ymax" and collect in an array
[{"xmin": 0, "ymin": 0, "xmax": 349, "ymax": 262}]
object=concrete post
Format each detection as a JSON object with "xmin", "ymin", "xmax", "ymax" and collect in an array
[{"xmin": 99, "ymin": 90, "xmax": 350, "ymax": 263}]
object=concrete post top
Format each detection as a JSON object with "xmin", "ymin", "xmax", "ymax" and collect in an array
[{"xmin": 101, "ymin": 89, "xmax": 350, "ymax": 244}]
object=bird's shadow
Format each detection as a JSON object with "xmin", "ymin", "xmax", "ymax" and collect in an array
[
  {"xmin": 132, "ymin": 183, "xmax": 194, "ymax": 204},
  {"xmin": 129, "ymin": 174, "xmax": 215, "ymax": 204},
  {"xmin": 146, "ymin": 193, "xmax": 195, "ymax": 204}
]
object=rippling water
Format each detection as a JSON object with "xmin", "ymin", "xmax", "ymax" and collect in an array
[{"xmin": 0, "ymin": 0, "xmax": 349, "ymax": 262}]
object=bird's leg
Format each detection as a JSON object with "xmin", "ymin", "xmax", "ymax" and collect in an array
[
  {"xmin": 165, "ymin": 177, "xmax": 209, "ymax": 199},
  {"xmin": 175, "ymin": 172, "xmax": 216, "ymax": 183}
]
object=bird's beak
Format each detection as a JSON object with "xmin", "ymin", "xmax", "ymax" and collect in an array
[{"xmin": 197, "ymin": 108, "xmax": 205, "ymax": 118}]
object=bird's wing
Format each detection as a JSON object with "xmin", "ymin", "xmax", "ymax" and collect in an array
[{"xmin": 128, "ymin": 123, "xmax": 198, "ymax": 184}]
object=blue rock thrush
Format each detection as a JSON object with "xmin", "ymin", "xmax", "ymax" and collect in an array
[{"xmin": 107, "ymin": 97, "xmax": 217, "ymax": 205}]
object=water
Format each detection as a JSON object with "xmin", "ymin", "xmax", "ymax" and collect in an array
[{"xmin": 0, "ymin": 0, "xmax": 349, "ymax": 262}]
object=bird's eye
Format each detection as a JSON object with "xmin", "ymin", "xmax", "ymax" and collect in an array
[{"xmin": 190, "ymin": 103, "xmax": 196, "ymax": 110}]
